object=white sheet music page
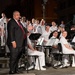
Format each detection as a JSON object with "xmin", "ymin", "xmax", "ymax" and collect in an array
[{"xmin": 72, "ymin": 36, "xmax": 75, "ymax": 42}]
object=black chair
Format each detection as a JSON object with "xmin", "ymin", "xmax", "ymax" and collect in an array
[
  {"xmin": 58, "ymin": 43, "xmax": 73, "ymax": 67},
  {"xmin": 19, "ymin": 54, "xmax": 40, "ymax": 72},
  {"xmin": 28, "ymin": 55, "xmax": 40, "ymax": 70},
  {"xmin": 47, "ymin": 44, "xmax": 62, "ymax": 68},
  {"xmin": 18, "ymin": 49, "xmax": 30, "ymax": 73},
  {"xmin": 43, "ymin": 46, "xmax": 53, "ymax": 67},
  {"xmin": 70, "ymin": 42, "xmax": 75, "ymax": 49},
  {"xmin": 51, "ymin": 43, "xmax": 64, "ymax": 68},
  {"xmin": 19, "ymin": 47, "xmax": 41, "ymax": 71},
  {"xmin": 43, "ymin": 46, "xmax": 52, "ymax": 59}
]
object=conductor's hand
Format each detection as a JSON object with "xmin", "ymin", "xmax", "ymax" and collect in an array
[{"xmin": 12, "ymin": 41, "xmax": 17, "ymax": 48}]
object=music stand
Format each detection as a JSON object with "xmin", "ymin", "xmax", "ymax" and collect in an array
[{"xmin": 29, "ymin": 33, "xmax": 41, "ymax": 49}]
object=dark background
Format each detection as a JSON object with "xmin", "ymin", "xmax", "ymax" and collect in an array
[{"xmin": 0, "ymin": 0, "xmax": 75, "ymax": 24}]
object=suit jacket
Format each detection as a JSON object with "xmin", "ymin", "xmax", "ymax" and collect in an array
[{"xmin": 7, "ymin": 19, "xmax": 27, "ymax": 47}]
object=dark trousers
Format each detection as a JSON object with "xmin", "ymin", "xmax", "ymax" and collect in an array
[
  {"xmin": 8, "ymin": 46, "xmax": 23, "ymax": 72},
  {"xmin": 8, "ymin": 39, "xmax": 26, "ymax": 72}
]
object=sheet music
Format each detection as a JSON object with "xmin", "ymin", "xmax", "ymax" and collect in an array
[
  {"xmin": 72, "ymin": 36, "xmax": 75, "ymax": 42},
  {"xmin": 36, "ymin": 37, "xmax": 44, "ymax": 45},
  {"xmin": 45, "ymin": 39, "xmax": 55, "ymax": 46}
]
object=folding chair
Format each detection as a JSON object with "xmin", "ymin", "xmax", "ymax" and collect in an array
[{"xmin": 28, "ymin": 55, "xmax": 40, "ymax": 70}]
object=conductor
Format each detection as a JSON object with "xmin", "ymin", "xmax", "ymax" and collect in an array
[{"xmin": 7, "ymin": 11, "xmax": 27, "ymax": 74}]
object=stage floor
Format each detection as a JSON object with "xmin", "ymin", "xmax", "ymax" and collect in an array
[{"xmin": 0, "ymin": 67, "xmax": 75, "ymax": 75}]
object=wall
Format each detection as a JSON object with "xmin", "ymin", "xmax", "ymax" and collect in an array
[
  {"xmin": 0, "ymin": 0, "xmax": 12, "ymax": 14},
  {"xmin": 0, "ymin": 0, "xmax": 58, "ymax": 22},
  {"xmin": 34, "ymin": 0, "xmax": 58, "ymax": 22}
]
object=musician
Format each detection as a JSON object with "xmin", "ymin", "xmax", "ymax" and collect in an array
[
  {"xmin": 0, "ymin": 13, "xmax": 7, "ymax": 24},
  {"xmin": 46, "ymin": 30, "xmax": 59, "ymax": 47},
  {"xmin": 7, "ymin": 11, "xmax": 27, "ymax": 74},
  {"xmin": 60, "ymin": 31, "xmax": 75, "ymax": 67},
  {"xmin": 45, "ymin": 30, "xmax": 59, "ymax": 63},
  {"xmin": 41, "ymin": 23, "xmax": 51, "ymax": 45},
  {"xmin": 50, "ymin": 21, "xmax": 58, "ymax": 32},
  {"xmin": 27, "ymin": 32, "xmax": 46, "ymax": 70}
]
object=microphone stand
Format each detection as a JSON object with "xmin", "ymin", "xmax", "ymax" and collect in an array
[
  {"xmin": 65, "ymin": 20, "xmax": 73, "ymax": 25},
  {"xmin": 4, "ymin": 23, "xmax": 8, "ymax": 57}
]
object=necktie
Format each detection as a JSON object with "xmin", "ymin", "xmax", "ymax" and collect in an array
[{"xmin": 17, "ymin": 21, "xmax": 26, "ymax": 39}]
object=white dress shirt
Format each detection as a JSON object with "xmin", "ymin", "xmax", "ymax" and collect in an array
[
  {"xmin": 50, "ymin": 26, "xmax": 57, "ymax": 32},
  {"xmin": 46, "ymin": 36, "xmax": 59, "ymax": 46},
  {"xmin": 40, "ymin": 25, "xmax": 45, "ymax": 34},
  {"xmin": 21, "ymin": 21, "xmax": 26, "ymax": 28},
  {"xmin": 60, "ymin": 36, "xmax": 75, "ymax": 54},
  {"xmin": 41, "ymin": 29, "xmax": 51, "ymax": 45}
]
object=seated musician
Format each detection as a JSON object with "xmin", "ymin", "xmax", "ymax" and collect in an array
[
  {"xmin": 41, "ymin": 23, "xmax": 51, "ymax": 45},
  {"xmin": 36, "ymin": 23, "xmax": 51, "ymax": 52},
  {"xmin": 45, "ymin": 30, "xmax": 59, "ymax": 64},
  {"xmin": 27, "ymin": 32, "xmax": 46, "ymax": 70},
  {"xmin": 60, "ymin": 31, "xmax": 75, "ymax": 67},
  {"xmin": 45, "ymin": 30, "xmax": 59, "ymax": 55}
]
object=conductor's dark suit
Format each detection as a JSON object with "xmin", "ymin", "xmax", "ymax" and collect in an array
[{"xmin": 7, "ymin": 19, "xmax": 27, "ymax": 73}]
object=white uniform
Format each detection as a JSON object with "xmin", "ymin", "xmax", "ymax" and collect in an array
[
  {"xmin": 40, "ymin": 25, "xmax": 45, "ymax": 34},
  {"xmin": 60, "ymin": 24, "xmax": 65, "ymax": 28},
  {"xmin": 46, "ymin": 36, "xmax": 59, "ymax": 46},
  {"xmin": 32, "ymin": 24, "xmax": 42, "ymax": 34},
  {"xmin": 60, "ymin": 36, "xmax": 75, "ymax": 66},
  {"xmin": 0, "ymin": 21, "xmax": 5, "ymax": 46},
  {"xmin": 45, "ymin": 36, "xmax": 59, "ymax": 58},
  {"xmin": 27, "ymin": 36, "xmax": 45, "ymax": 69},
  {"xmin": 36, "ymin": 25, "xmax": 42, "ymax": 34},
  {"xmin": 41, "ymin": 29, "xmax": 51, "ymax": 45},
  {"xmin": 0, "ymin": 18, "xmax": 10, "ymax": 53},
  {"xmin": 21, "ymin": 21, "xmax": 26, "ymax": 28},
  {"xmin": 50, "ymin": 26, "xmax": 57, "ymax": 32},
  {"xmin": 0, "ymin": 18, "xmax": 7, "ymax": 24}
]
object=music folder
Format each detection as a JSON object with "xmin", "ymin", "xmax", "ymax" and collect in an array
[{"xmin": 29, "ymin": 33, "xmax": 41, "ymax": 40}]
